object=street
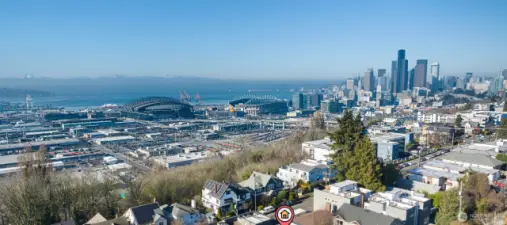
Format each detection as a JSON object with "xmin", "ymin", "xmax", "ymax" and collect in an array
[
  {"xmin": 91, "ymin": 143, "xmax": 152, "ymax": 173},
  {"xmin": 266, "ymin": 196, "xmax": 314, "ymax": 218}
]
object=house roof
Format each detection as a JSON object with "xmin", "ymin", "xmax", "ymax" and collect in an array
[
  {"xmin": 130, "ymin": 202, "xmax": 160, "ymax": 225},
  {"xmin": 85, "ymin": 213, "xmax": 107, "ymax": 224},
  {"xmin": 239, "ymin": 171, "xmax": 283, "ymax": 189},
  {"xmin": 287, "ymin": 162, "xmax": 328, "ymax": 172},
  {"xmin": 440, "ymin": 152, "xmax": 505, "ymax": 168},
  {"xmin": 292, "ymin": 210, "xmax": 333, "ymax": 225},
  {"xmin": 87, "ymin": 217, "xmax": 130, "ymax": 225},
  {"xmin": 395, "ymin": 178, "xmax": 441, "ymax": 195},
  {"xmin": 204, "ymin": 180, "xmax": 251, "ymax": 199},
  {"xmin": 167, "ymin": 203, "xmax": 201, "ymax": 218},
  {"xmin": 51, "ymin": 220, "xmax": 76, "ymax": 225},
  {"xmin": 337, "ymin": 204, "xmax": 403, "ymax": 225}
]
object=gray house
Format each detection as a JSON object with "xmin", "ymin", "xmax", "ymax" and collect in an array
[
  {"xmin": 335, "ymin": 204, "xmax": 404, "ymax": 225},
  {"xmin": 239, "ymin": 171, "xmax": 284, "ymax": 196}
]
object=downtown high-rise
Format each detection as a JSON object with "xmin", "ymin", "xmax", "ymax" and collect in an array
[
  {"xmin": 377, "ymin": 69, "xmax": 388, "ymax": 92},
  {"xmin": 363, "ymin": 68, "xmax": 375, "ymax": 91},
  {"xmin": 391, "ymin": 49, "xmax": 408, "ymax": 93},
  {"xmin": 430, "ymin": 62, "xmax": 440, "ymax": 92},
  {"xmin": 390, "ymin": 61, "xmax": 397, "ymax": 93},
  {"xmin": 413, "ymin": 59, "xmax": 428, "ymax": 87}
]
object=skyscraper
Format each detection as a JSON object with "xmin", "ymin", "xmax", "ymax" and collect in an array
[
  {"xmin": 346, "ymin": 79, "xmax": 355, "ymax": 90},
  {"xmin": 430, "ymin": 63, "xmax": 440, "ymax": 78},
  {"xmin": 464, "ymin": 72, "xmax": 473, "ymax": 83},
  {"xmin": 390, "ymin": 61, "xmax": 398, "ymax": 93},
  {"xmin": 408, "ymin": 68, "xmax": 415, "ymax": 90},
  {"xmin": 292, "ymin": 92, "xmax": 304, "ymax": 110},
  {"xmin": 404, "ymin": 59, "xmax": 408, "ymax": 90},
  {"xmin": 430, "ymin": 62, "xmax": 440, "ymax": 92},
  {"xmin": 377, "ymin": 69, "xmax": 388, "ymax": 92},
  {"xmin": 501, "ymin": 69, "xmax": 507, "ymax": 80},
  {"xmin": 363, "ymin": 68, "xmax": 375, "ymax": 91},
  {"xmin": 393, "ymin": 49, "xmax": 407, "ymax": 93},
  {"xmin": 414, "ymin": 59, "xmax": 428, "ymax": 87},
  {"xmin": 456, "ymin": 77, "xmax": 465, "ymax": 90},
  {"xmin": 378, "ymin": 69, "xmax": 386, "ymax": 78}
]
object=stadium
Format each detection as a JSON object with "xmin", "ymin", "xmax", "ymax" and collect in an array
[
  {"xmin": 121, "ymin": 97, "xmax": 194, "ymax": 120},
  {"xmin": 229, "ymin": 95, "xmax": 288, "ymax": 116}
]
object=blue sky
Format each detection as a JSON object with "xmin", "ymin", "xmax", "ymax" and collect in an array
[{"xmin": 0, "ymin": 0, "xmax": 506, "ymax": 79}]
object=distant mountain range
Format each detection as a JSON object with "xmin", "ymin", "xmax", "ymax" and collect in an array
[{"xmin": 0, "ymin": 87, "xmax": 53, "ymax": 98}]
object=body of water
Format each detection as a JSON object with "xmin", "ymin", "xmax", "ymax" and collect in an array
[{"xmin": 0, "ymin": 78, "xmax": 340, "ymax": 109}]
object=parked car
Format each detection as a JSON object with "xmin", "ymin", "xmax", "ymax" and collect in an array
[{"xmin": 259, "ymin": 206, "xmax": 275, "ymax": 214}]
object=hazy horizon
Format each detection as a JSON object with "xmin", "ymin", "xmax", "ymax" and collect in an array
[{"xmin": 1, "ymin": 0, "xmax": 506, "ymax": 79}]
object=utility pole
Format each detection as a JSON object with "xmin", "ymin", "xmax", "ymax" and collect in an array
[
  {"xmin": 459, "ymin": 180, "xmax": 463, "ymax": 213},
  {"xmin": 253, "ymin": 173, "xmax": 257, "ymax": 212}
]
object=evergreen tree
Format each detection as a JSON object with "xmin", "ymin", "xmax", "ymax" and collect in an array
[
  {"xmin": 330, "ymin": 110, "xmax": 364, "ymax": 181},
  {"xmin": 311, "ymin": 111, "xmax": 326, "ymax": 130},
  {"xmin": 499, "ymin": 101, "xmax": 507, "ymax": 139},
  {"xmin": 353, "ymin": 137, "xmax": 385, "ymax": 191},
  {"xmin": 381, "ymin": 163, "xmax": 401, "ymax": 187},
  {"xmin": 454, "ymin": 115, "xmax": 463, "ymax": 128},
  {"xmin": 454, "ymin": 115, "xmax": 463, "ymax": 138}
]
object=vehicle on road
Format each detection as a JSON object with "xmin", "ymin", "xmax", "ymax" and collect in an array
[{"xmin": 259, "ymin": 206, "xmax": 275, "ymax": 214}]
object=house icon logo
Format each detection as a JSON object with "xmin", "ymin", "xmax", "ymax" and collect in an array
[
  {"xmin": 275, "ymin": 205, "xmax": 295, "ymax": 225},
  {"xmin": 280, "ymin": 209, "xmax": 290, "ymax": 219}
]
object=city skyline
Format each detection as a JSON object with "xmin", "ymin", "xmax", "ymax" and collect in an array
[{"xmin": 1, "ymin": 0, "xmax": 506, "ymax": 79}]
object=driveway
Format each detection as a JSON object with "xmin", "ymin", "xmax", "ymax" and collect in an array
[{"xmin": 266, "ymin": 196, "xmax": 314, "ymax": 218}]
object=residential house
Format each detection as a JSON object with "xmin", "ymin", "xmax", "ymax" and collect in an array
[
  {"xmin": 122, "ymin": 202, "xmax": 204, "ymax": 225},
  {"xmin": 335, "ymin": 204, "xmax": 404, "ymax": 225},
  {"xmin": 463, "ymin": 121, "xmax": 480, "ymax": 134},
  {"xmin": 239, "ymin": 171, "xmax": 284, "ymax": 196},
  {"xmin": 276, "ymin": 159, "xmax": 335, "ymax": 188},
  {"xmin": 313, "ymin": 180, "xmax": 372, "ymax": 212},
  {"xmin": 85, "ymin": 214, "xmax": 129, "ymax": 225},
  {"xmin": 152, "ymin": 203, "xmax": 206, "ymax": 225},
  {"xmin": 202, "ymin": 180, "xmax": 252, "ymax": 214},
  {"xmin": 302, "ymin": 137, "xmax": 334, "ymax": 161},
  {"xmin": 313, "ymin": 181, "xmax": 432, "ymax": 225},
  {"xmin": 366, "ymin": 187, "xmax": 432, "ymax": 225},
  {"xmin": 123, "ymin": 203, "xmax": 160, "ymax": 225}
]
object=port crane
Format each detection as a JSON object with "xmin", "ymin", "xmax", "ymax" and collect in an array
[
  {"xmin": 183, "ymin": 90, "xmax": 192, "ymax": 102},
  {"xmin": 179, "ymin": 90, "xmax": 187, "ymax": 103},
  {"xmin": 195, "ymin": 93, "xmax": 201, "ymax": 105}
]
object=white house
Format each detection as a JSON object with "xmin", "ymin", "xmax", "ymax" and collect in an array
[
  {"xmin": 202, "ymin": 180, "xmax": 252, "ymax": 214},
  {"xmin": 276, "ymin": 159, "xmax": 336, "ymax": 188},
  {"xmin": 302, "ymin": 137, "xmax": 334, "ymax": 161}
]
